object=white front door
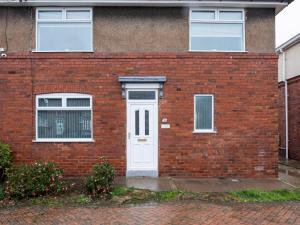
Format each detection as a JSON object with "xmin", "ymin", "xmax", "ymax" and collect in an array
[{"xmin": 126, "ymin": 90, "xmax": 158, "ymax": 177}]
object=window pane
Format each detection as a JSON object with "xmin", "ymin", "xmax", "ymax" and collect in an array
[
  {"xmin": 129, "ymin": 91, "xmax": 155, "ymax": 100},
  {"xmin": 38, "ymin": 10, "xmax": 62, "ymax": 20},
  {"xmin": 135, "ymin": 110, "xmax": 139, "ymax": 136},
  {"xmin": 191, "ymin": 37, "xmax": 242, "ymax": 51},
  {"xmin": 66, "ymin": 10, "xmax": 91, "ymax": 20},
  {"xmin": 38, "ymin": 98, "xmax": 62, "ymax": 107},
  {"xmin": 145, "ymin": 110, "xmax": 149, "ymax": 136},
  {"xmin": 191, "ymin": 23, "xmax": 243, "ymax": 51},
  {"xmin": 219, "ymin": 11, "xmax": 243, "ymax": 20},
  {"xmin": 38, "ymin": 22, "xmax": 92, "ymax": 51},
  {"xmin": 38, "ymin": 110, "xmax": 91, "ymax": 139},
  {"xmin": 195, "ymin": 96, "xmax": 213, "ymax": 130},
  {"xmin": 191, "ymin": 23, "xmax": 243, "ymax": 37},
  {"xmin": 191, "ymin": 11, "xmax": 215, "ymax": 20},
  {"xmin": 67, "ymin": 98, "xmax": 90, "ymax": 107}
]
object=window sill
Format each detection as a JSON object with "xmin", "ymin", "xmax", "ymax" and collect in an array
[
  {"xmin": 189, "ymin": 50, "xmax": 248, "ymax": 53},
  {"xmin": 32, "ymin": 139, "xmax": 95, "ymax": 143},
  {"xmin": 31, "ymin": 50, "xmax": 94, "ymax": 53},
  {"xmin": 193, "ymin": 130, "xmax": 217, "ymax": 134}
]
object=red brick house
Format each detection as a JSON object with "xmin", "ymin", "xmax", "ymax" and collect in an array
[
  {"xmin": 0, "ymin": 0, "xmax": 292, "ymax": 177},
  {"xmin": 277, "ymin": 33, "xmax": 300, "ymax": 161}
]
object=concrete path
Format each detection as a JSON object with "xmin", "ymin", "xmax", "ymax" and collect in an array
[
  {"xmin": 280, "ymin": 158, "xmax": 300, "ymax": 170},
  {"xmin": 1, "ymin": 201, "xmax": 299, "ymax": 225},
  {"xmin": 116, "ymin": 164, "xmax": 300, "ymax": 192}
]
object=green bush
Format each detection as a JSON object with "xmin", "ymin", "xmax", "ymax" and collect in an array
[
  {"xmin": 86, "ymin": 160, "xmax": 115, "ymax": 197},
  {"xmin": 0, "ymin": 184, "xmax": 4, "ymax": 200},
  {"xmin": 5, "ymin": 161, "xmax": 65, "ymax": 199},
  {"xmin": 0, "ymin": 141, "xmax": 12, "ymax": 181}
]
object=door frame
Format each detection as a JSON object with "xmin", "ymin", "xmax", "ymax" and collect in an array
[{"xmin": 125, "ymin": 84, "xmax": 159, "ymax": 177}]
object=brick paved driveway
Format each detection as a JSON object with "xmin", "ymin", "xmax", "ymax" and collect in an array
[{"xmin": 0, "ymin": 201, "xmax": 299, "ymax": 225}]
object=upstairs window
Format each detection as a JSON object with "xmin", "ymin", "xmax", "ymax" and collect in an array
[
  {"xmin": 36, "ymin": 8, "xmax": 93, "ymax": 52},
  {"xmin": 190, "ymin": 9, "xmax": 245, "ymax": 52},
  {"xmin": 36, "ymin": 93, "xmax": 93, "ymax": 142}
]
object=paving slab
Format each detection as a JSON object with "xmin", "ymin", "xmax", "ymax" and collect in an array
[
  {"xmin": 116, "ymin": 164, "xmax": 300, "ymax": 192},
  {"xmin": 279, "ymin": 164, "xmax": 300, "ymax": 188},
  {"xmin": 173, "ymin": 177, "xmax": 294, "ymax": 192},
  {"xmin": 280, "ymin": 158, "xmax": 300, "ymax": 170}
]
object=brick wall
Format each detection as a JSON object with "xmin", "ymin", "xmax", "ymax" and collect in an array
[
  {"xmin": 0, "ymin": 52, "xmax": 278, "ymax": 177},
  {"xmin": 279, "ymin": 75, "xmax": 300, "ymax": 161}
]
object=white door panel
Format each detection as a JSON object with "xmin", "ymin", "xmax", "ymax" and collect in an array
[
  {"xmin": 129, "ymin": 104, "xmax": 155, "ymax": 169},
  {"xmin": 126, "ymin": 89, "xmax": 158, "ymax": 175}
]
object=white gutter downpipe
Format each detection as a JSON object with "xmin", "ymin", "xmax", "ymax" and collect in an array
[{"xmin": 280, "ymin": 49, "xmax": 289, "ymax": 160}]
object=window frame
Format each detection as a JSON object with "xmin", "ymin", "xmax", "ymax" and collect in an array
[
  {"xmin": 35, "ymin": 7, "xmax": 93, "ymax": 52},
  {"xmin": 193, "ymin": 94, "xmax": 215, "ymax": 133},
  {"xmin": 35, "ymin": 93, "xmax": 94, "ymax": 142},
  {"xmin": 189, "ymin": 8, "xmax": 245, "ymax": 52}
]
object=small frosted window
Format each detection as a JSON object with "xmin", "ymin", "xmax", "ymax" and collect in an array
[
  {"xmin": 145, "ymin": 110, "xmax": 149, "ymax": 136},
  {"xmin": 38, "ymin": 98, "xmax": 62, "ymax": 107},
  {"xmin": 191, "ymin": 11, "xmax": 215, "ymax": 20},
  {"xmin": 66, "ymin": 10, "xmax": 91, "ymax": 20},
  {"xmin": 195, "ymin": 95, "xmax": 213, "ymax": 130},
  {"xmin": 135, "ymin": 110, "xmax": 140, "ymax": 136},
  {"xmin": 67, "ymin": 98, "xmax": 90, "ymax": 107},
  {"xmin": 129, "ymin": 91, "xmax": 155, "ymax": 100},
  {"xmin": 38, "ymin": 10, "xmax": 62, "ymax": 20},
  {"xmin": 219, "ymin": 11, "xmax": 243, "ymax": 21}
]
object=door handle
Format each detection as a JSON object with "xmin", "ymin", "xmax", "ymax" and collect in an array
[
  {"xmin": 128, "ymin": 132, "xmax": 130, "ymax": 140},
  {"xmin": 138, "ymin": 138, "xmax": 147, "ymax": 142}
]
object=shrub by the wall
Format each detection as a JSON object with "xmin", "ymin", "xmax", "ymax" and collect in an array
[
  {"xmin": 5, "ymin": 162, "xmax": 65, "ymax": 199},
  {"xmin": 0, "ymin": 184, "xmax": 4, "ymax": 200},
  {"xmin": 0, "ymin": 141, "xmax": 11, "ymax": 182},
  {"xmin": 86, "ymin": 160, "xmax": 115, "ymax": 197}
]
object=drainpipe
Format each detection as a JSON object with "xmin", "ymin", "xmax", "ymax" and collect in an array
[{"xmin": 280, "ymin": 49, "xmax": 288, "ymax": 160}]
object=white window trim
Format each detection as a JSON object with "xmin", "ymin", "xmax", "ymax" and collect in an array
[
  {"xmin": 193, "ymin": 94, "xmax": 216, "ymax": 134},
  {"xmin": 34, "ymin": 93, "xmax": 94, "ymax": 142},
  {"xmin": 189, "ymin": 8, "xmax": 246, "ymax": 52},
  {"xmin": 35, "ymin": 7, "xmax": 93, "ymax": 52}
]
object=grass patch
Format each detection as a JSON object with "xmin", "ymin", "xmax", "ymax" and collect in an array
[
  {"xmin": 72, "ymin": 194, "xmax": 92, "ymax": 205},
  {"xmin": 231, "ymin": 189, "xmax": 300, "ymax": 202},
  {"xmin": 111, "ymin": 186, "xmax": 134, "ymax": 197},
  {"xmin": 2, "ymin": 183, "xmax": 300, "ymax": 208},
  {"xmin": 30, "ymin": 196, "xmax": 62, "ymax": 207},
  {"xmin": 155, "ymin": 190, "xmax": 184, "ymax": 201},
  {"xmin": 111, "ymin": 186, "xmax": 188, "ymax": 204}
]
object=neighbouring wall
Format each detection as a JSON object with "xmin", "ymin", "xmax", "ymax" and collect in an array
[
  {"xmin": 279, "ymin": 76, "xmax": 300, "ymax": 161},
  {"xmin": 0, "ymin": 52, "xmax": 278, "ymax": 177},
  {"xmin": 278, "ymin": 41, "xmax": 300, "ymax": 82},
  {"xmin": 0, "ymin": 7, "xmax": 275, "ymax": 53}
]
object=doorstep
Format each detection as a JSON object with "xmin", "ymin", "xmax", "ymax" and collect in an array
[{"xmin": 115, "ymin": 177, "xmax": 175, "ymax": 192}]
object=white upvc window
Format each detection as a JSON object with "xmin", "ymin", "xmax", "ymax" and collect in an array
[
  {"xmin": 194, "ymin": 94, "xmax": 215, "ymax": 133},
  {"xmin": 35, "ymin": 93, "xmax": 93, "ymax": 142},
  {"xmin": 36, "ymin": 8, "xmax": 93, "ymax": 52},
  {"xmin": 189, "ymin": 8, "xmax": 245, "ymax": 52}
]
